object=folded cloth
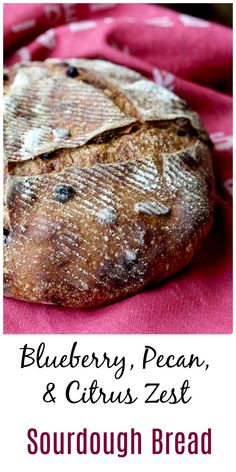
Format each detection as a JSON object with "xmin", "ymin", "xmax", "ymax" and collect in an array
[{"xmin": 3, "ymin": 3, "xmax": 232, "ymax": 334}]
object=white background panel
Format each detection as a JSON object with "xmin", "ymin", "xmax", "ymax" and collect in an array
[{"xmin": 0, "ymin": 335, "xmax": 235, "ymax": 471}]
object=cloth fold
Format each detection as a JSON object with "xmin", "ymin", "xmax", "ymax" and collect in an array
[{"xmin": 3, "ymin": 3, "xmax": 232, "ymax": 334}]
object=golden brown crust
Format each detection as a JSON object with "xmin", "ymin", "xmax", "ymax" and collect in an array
[{"xmin": 4, "ymin": 59, "xmax": 215, "ymax": 307}]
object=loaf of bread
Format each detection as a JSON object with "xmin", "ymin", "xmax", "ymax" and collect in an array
[{"xmin": 4, "ymin": 59, "xmax": 215, "ymax": 307}]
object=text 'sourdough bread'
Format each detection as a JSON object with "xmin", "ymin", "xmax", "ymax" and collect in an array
[{"xmin": 4, "ymin": 59, "xmax": 215, "ymax": 307}]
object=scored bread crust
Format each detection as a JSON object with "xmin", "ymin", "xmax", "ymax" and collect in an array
[{"xmin": 3, "ymin": 59, "xmax": 215, "ymax": 308}]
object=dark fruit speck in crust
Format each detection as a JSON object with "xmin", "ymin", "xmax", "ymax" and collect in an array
[
  {"xmin": 41, "ymin": 152, "xmax": 54, "ymax": 161},
  {"xmin": 3, "ymin": 228, "xmax": 10, "ymax": 237},
  {"xmin": 53, "ymin": 184, "xmax": 75, "ymax": 203},
  {"xmin": 66, "ymin": 66, "xmax": 79, "ymax": 78},
  {"xmin": 182, "ymin": 152, "xmax": 198, "ymax": 169}
]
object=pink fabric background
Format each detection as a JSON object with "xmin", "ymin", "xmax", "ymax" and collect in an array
[{"xmin": 4, "ymin": 3, "xmax": 232, "ymax": 334}]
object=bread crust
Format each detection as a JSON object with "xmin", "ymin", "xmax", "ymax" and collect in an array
[{"xmin": 4, "ymin": 59, "xmax": 215, "ymax": 307}]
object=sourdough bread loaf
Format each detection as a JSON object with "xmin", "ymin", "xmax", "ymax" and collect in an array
[{"xmin": 3, "ymin": 59, "xmax": 215, "ymax": 307}]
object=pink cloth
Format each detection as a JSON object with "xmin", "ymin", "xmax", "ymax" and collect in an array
[{"xmin": 4, "ymin": 3, "xmax": 232, "ymax": 334}]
